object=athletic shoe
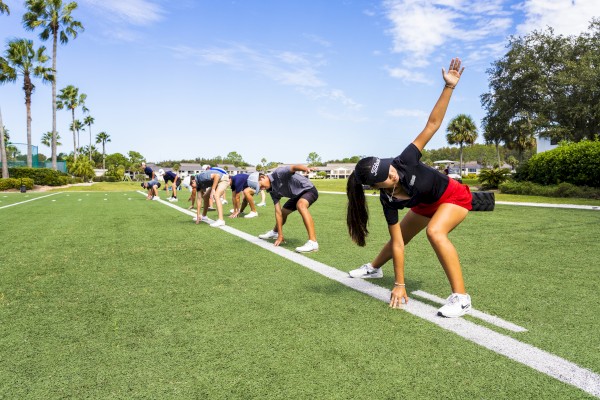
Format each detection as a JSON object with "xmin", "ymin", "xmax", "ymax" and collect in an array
[
  {"xmin": 295, "ymin": 240, "xmax": 319, "ymax": 253},
  {"xmin": 244, "ymin": 211, "xmax": 258, "ymax": 219},
  {"xmin": 210, "ymin": 219, "xmax": 226, "ymax": 227},
  {"xmin": 258, "ymin": 230, "xmax": 278, "ymax": 240},
  {"xmin": 207, "ymin": 207, "xmax": 216, "ymax": 211},
  {"xmin": 152, "ymin": 196, "xmax": 160, "ymax": 201},
  {"xmin": 256, "ymin": 202, "xmax": 266, "ymax": 207},
  {"xmin": 168, "ymin": 197, "xmax": 178, "ymax": 202},
  {"xmin": 193, "ymin": 216, "xmax": 209, "ymax": 222},
  {"xmin": 229, "ymin": 209, "xmax": 236, "ymax": 214},
  {"xmin": 437, "ymin": 293, "xmax": 471, "ymax": 318},
  {"xmin": 221, "ymin": 199, "xmax": 228, "ymax": 204},
  {"xmin": 348, "ymin": 263, "xmax": 383, "ymax": 278}
]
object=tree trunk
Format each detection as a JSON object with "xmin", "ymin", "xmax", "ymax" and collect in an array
[
  {"xmin": 0, "ymin": 108, "xmax": 9, "ymax": 178},
  {"xmin": 25, "ymin": 75, "xmax": 33, "ymax": 168},
  {"xmin": 72, "ymin": 108, "xmax": 77, "ymax": 162},
  {"xmin": 459, "ymin": 144, "xmax": 464, "ymax": 176},
  {"xmin": 102, "ymin": 142, "xmax": 105, "ymax": 170},
  {"xmin": 89, "ymin": 124, "xmax": 92, "ymax": 162},
  {"xmin": 51, "ymin": 30, "xmax": 58, "ymax": 170},
  {"xmin": 496, "ymin": 142, "xmax": 501, "ymax": 167}
]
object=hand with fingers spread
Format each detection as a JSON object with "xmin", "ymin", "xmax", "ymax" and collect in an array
[
  {"xmin": 274, "ymin": 234, "xmax": 284, "ymax": 247},
  {"xmin": 442, "ymin": 57, "xmax": 465, "ymax": 89},
  {"xmin": 389, "ymin": 285, "xmax": 408, "ymax": 309}
]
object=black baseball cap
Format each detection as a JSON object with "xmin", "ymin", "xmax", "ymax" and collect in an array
[{"xmin": 356, "ymin": 157, "xmax": 392, "ymax": 186}]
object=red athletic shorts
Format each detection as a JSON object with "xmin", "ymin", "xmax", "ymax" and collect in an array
[{"xmin": 410, "ymin": 178, "xmax": 472, "ymax": 218}]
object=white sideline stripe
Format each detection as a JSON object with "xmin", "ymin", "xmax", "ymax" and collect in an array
[
  {"xmin": 411, "ymin": 290, "xmax": 527, "ymax": 332},
  {"xmin": 320, "ymin": 190, "xmax": 600, "ymax": 211},
  {"xmin": 141, "ymin": 191, "xmax": 600, "ymax": 398},
  {"xmin": 0, "ymin": 192, "xmax": 62, "ymax": 210}
]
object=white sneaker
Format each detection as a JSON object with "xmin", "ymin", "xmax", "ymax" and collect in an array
[
  {"xmin": 258, "ymin": 230, "xmax": 278, "ymax": 240},
  {"xmin": 244, "ymin": 211, "xmax": 258, "ymax": 219},
  {"xmin": 152, "ymin": 196, "xmax": 160, "ymax": 201},
  {"xmin": 210, "ymin": 219, "xmax": 226, "ymax": 227},
  {"xmin": 348, "ymin": 263, "xmax": 383, "ymax": 278},
  {"xmin": 295, "ymin": 240, "xmax": 318, "ymax": 253},
  {"xmin": 193, "ymin": 216, "xmax": 209, "ymax": 222},
  {"xmin": 221, "ymin": 199, "xmax": 228, "ymax": 204},
  {"xmin": 168, "ymin": 197, "xmax": 178, "ymax": 202},
  {"xmin": 229, "ymin": 209, "xmax": 236, "ymax": 214},
  {"xmin": 256, "ymin": 202, "xmax": 266, "ymax": 207},
  {"xmin": 438, "ymin": 293, "xmax": 471, "ymax": 318}
]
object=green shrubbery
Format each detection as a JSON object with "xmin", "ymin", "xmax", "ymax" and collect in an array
[
  {"xmin": 8, "ymin": 167, "xmax": 71, "ymax": 186},
  {"xmin": 499, "ymin": 181, "xmax": 600, "ymax": 199},
  {"xmin": 516, "ymin": 140, "xmax": 600, "ymax": 187},
  {"xmin": 92, "ymin": 176, "xmax": 119, "ymax": 182},
  {"xmin": 477, "ymin": 168, "xmax": 511, "ymax": 190},
  {"xmin": 0, "ymin": 177, "xmax": 35, "ymax": 191}
]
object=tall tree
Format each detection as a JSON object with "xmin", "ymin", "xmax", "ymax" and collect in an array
[
  {"xmin": 23, "ymin": 0, "xmax": 84, "ymax": 170},
  {"xmin": 0, "ymin": 1, "xmax": 9, "ymax": 15},
  {"xmin": 306, "ymin": 152, "xmax": 322, "ymax": 166},
  {"xmin": 446, "ymin": 114, "xmax": 478, "ymax": 176},
  {"xmin": 0, "ymin": 39, "xmax": 53, "ymax": 167},
  {"xmin": 95, "ymin": 131, "xmax": 110, "ymax": 170},
  {"xmin": 56, "ymin": 85, "xmax": 85, "ymax": 161},
  {"xmin": 225, "ymin": 151, "xmax": 243, "ymax": 166},
  {"xmin": 0, "ymin": 110, "xmax": 8, "ymax": 178},
  {"xmin": 41, "ymin": 131, "xmax": 61, "ymax": 147},
  {"xmin": 83, "ymin": 114, "xmax": 94, "ymax": 161}
]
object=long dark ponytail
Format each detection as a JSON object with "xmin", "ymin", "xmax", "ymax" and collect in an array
[{"xmin": 346, "ymin": 171, "xmax": 369, "ymax": 247}]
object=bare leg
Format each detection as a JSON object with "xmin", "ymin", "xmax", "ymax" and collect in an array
[
  {"xmin": 426, "ymin": 203, "xmax": 469, "ymax": 294},
  {"xmin": 372, "ymin": 210, "xmax": 429, "ymax": 268},
  {"xmin": 296, "ymin": 198, "xmax": 316, "ymax": 242}
]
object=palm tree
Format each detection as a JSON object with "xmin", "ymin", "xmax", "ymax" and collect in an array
[
  {"xmin": 446, "ymin": 114, "xmax": 478, "ymax": 177},
  {"xmin": 83, "ymin": 114, "xmax": 94, "ymax": 162},
  {"xmin": 95, "ymin": 131, "xmax": 110, "ymax": 170},
  {"xmin": 0, "ymin": 1, "xmax": 9, "ymax": 15},
  {"xmin": 0, "ymin": 109, "xmax": 8, "ymax": 178},
  {"xmin": 41, "ymin": 131, "xmax": 61, "ymax": 147},
  {"xmin": 0, "ymin": 39, "xmax": 53, "ymax": 167},
  {"xmin": 57, "ymin": 85, "xmax": 86, "ymax": 161},
  {"xmin": 23, "ymin": 0, "xmax": 84, "ymax": 170}
]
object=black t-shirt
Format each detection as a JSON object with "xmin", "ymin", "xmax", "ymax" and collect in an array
[
  {"xmin": 144, "ymin": 166, "xmax": 154, "ymax": 179},
  {"xmin": 380, "ymin": 143, "xmax": 449, "ymax": 225},
  {"xmin": 164, "ymin": 171, "xmax": 177, "ymax": 182}
]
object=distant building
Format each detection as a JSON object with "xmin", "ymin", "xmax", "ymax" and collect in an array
[{"xmin": 537, "ymin": 135, "xmax": 558, "ymax": 153}]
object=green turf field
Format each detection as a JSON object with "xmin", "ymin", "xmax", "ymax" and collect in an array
[{"xmin": 1, "ymin": 190, "xmax": 599, "ymax": 398}]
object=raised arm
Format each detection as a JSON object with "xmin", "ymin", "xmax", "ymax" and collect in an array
[
  {"xmin": 412, "ymin": 58, "xmax": 464, "ymax": 152},
  {"xmin": 290, "ymin": 164, "xmax": 312, "ymax": 174}
]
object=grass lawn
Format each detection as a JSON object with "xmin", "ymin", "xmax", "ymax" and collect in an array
[{"xmin": 0, "ymin": 189, "xmax": 598, "ymax": 398}]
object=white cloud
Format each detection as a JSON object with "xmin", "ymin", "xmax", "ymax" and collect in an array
[
  {"xmin": 382, "ymin": 0, "xmax": 514, "ymax": 68},
  {"xmin": 385, "ymin": 66, "xmax": 432, "ymax": 84},
  {"xmin": 83, "ymin": 0, "xmax": 164, "ymax": 25},
  {"xmin": 387, "ymin": 108, "xmax": 428, "ymax": 118},
  {"xmin": 170, "ymin": 43, "xmax": 363, "ymax": 110},
  {"xmin": 517, "ymin": 0, "xmax": 600, "ymax": 36}
]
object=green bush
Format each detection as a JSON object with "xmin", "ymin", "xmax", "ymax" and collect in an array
[
  {"xmin": 477, "ymin": 168, "xmax": 512, "ymax": 190},
  {"xmin": 518, "ymin": 140, "xmax": 600, "ymax": 187},
  {"xmin": 499, "ymin": 181, "xmax": 600, "ymax": 199},
  {"xmin": 0, "ymin": 177, "xmax": 35, "ymax": 191},
  {"xmin": 8, "ymin": 167, "xmax": 70, "ymax": 186},
  {"xmin": 92, "ymin": 176, "xmax": 119, "ymax": 182}
]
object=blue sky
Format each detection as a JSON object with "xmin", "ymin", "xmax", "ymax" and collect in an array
[{"xmin": 1, "ymin": 0, "xmax": 599, "ymax": 165}]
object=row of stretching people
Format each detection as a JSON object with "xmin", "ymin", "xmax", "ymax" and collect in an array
[{"xmin": 143, "ymin": 58, "xmax": 473, "ymax": 317}]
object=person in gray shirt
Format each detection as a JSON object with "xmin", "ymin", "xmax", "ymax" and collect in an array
[{"xmin": 257, "ymin": 164, "xmax": 319, "ymax": 253}]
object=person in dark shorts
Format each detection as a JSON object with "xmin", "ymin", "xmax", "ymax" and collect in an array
[
  {"xmin": 258, "ymin": 164, "xmax": 319, "ymax": 253},
  {"xmin": 346, "ymin": 58, "xmax": 472, "ymax": 318},
  {"xmin": 141, "ymin": 162, "xmax": 155, "ymax": 180},
  {"xmin": 160, "ymin": 169, "xmax": 181, "ymax": 202},
  {"xmin": 229, "ymin": 172, "xmax": 261, "ymax": 218},
  {"xmin": 190, "ymin": 169, "xmax": 230, "ymax": 228},
  {"xmin": 141, "ymin": 180, "xmax": 161, "ymax": 200}
]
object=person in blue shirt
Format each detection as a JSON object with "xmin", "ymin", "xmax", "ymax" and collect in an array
[
  {"xmin": 229, "ymin": 172, "xmax": 261, "ymax": 218},
  {"xmin": 257, "ymin": 164, "xmax": 319, "ymax": 253},
  {"xmin": 141, "ymin": 162, "xmax": 155, "ymax": 180},
  {"xmin": 160, "ymin": 169, "xmax": 181, "ymax": 202},
  {"xmin": 141, "ymin": 180, "xmax": 161, "ymax": 200},
  {"xmin": 190, "ymin": 168, "xmax": 230, "ymax": 227}
]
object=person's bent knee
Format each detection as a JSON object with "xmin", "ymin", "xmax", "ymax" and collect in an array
[{"xmin": 426, "ymin": 226, "xmax": 448, "ymax": 245}]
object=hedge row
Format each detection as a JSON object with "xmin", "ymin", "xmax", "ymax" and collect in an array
[
  {"xmin": 516, "ymin": 140, "xmax": 600, "ymax": 187},
  {"xmin": 7, "ymin": 167, "xmax": 74, "ymax": 186},
  {"xmin": 499, "ymin": 181, "xmax": 600, "ymax": 199},
  {"xmin": 92, "ymin": 176, "xmax": 120, "ymax": 182},
  {"xmin": 0, "ymin": 177, "xmax": 35, "ymax": 191}
]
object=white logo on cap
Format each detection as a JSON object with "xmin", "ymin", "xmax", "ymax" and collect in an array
[{"xmin": 371, "ymin": 158, "xmax": 380, "ymax": 176}]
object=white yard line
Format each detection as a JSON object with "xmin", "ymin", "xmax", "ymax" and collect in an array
[
  {"xmin": 411, "ymin": 290, "xmax": 527, "ymax": 332},
  {"xmin": 0, "ymin": 192, "xmax": 62, "ymax": 210},
  {"xmin": 142, "ymin": 191, "xmax": 600, "ymax": 398}
]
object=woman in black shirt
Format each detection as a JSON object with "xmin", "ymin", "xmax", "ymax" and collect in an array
[{"xmin": 346, "ymin": 58, "xmax": 472, "ymax": 318}]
